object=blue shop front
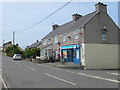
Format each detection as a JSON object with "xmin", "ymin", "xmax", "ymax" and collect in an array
[{"xmin": 61, "ymin": 44, "xmax": 81, "ymax": 64}]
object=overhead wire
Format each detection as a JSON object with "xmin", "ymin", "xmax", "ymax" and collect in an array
[{"xmin": 16, "ymin": 0, "xmax": 73, "ymax": 32}]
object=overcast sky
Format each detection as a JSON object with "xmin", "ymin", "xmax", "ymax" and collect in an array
[{"xmin": 1, "ymin": 1, "xmax": 119, "ymax": 49}]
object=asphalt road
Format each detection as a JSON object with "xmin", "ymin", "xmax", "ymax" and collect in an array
[{"xmin": 2, "ymin": 54, "xmax": 120, "ymax": 88}]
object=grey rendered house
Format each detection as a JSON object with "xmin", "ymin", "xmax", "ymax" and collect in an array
[{"xmin": 40, "ymin": 2, "xmax": 119, "ymax": 69}]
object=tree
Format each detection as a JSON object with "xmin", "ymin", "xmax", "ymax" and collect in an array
[
  {"xmin": 5, "ymin": 45, "xmax": 22, "ymax": 57},
  {"xmin": 24, "ymin": 48, "xmax": 33, "ymax": 58},
  {"xmin": 24, "ymin": 48, "xmax": 40, "ymax": 59}
]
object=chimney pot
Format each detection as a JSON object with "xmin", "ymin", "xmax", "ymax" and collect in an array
[
  {"xmin": 52, "ymin": 24, "xmax": 60, "ymax": 30},
  {"xmin": 72, "ymin": 13, "xmax": 82, "ymax": 21},
  {"xmin": 95, "ymin": 2, "xmax": 107, "ymax": 13}
]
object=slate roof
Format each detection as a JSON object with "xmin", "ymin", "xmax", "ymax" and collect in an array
[
  {"xmin": 42, "ymin": 11, "xmax": 99, "ymax": 40},
  {"xmin": 3, "ymin": 41, "xmax": 12, "ymax": 46},
  {"xmin": 28, "ymin": 41, "xmax": 41, "ymax": 49}
]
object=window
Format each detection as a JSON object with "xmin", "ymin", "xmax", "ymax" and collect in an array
[
  {"xmin": 54, "ymin": 35, "xmax": 58, "ymax": 43},
  {"xmin": 43, "ymin": 39, "xmax": 46, "ymax": 45},
  {"xmin": 74, "ymin": 28, "xmax": 80, "ymax": 39},
  {"xmin": 101, "ymin": 31, "xmax": 107, "ymax": 41},
  {"xmin": 48, "ymin": 39, "xmax": 51, "ymax": 44},
  {"xmin": 63, "ymin": 33, "xmax": 66, "ymax": 41}
]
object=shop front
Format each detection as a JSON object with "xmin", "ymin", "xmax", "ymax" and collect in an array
[{"xmin": 61, "ymin": 44, "xmax": 81, "ymax": 64}]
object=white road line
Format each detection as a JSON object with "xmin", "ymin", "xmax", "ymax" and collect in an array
[
  {"xmin": 38, "ymin": 64, "xmax": 120, "ymax": 83},
  {"xmin": 0, "ymin": 75, "xmax": 8, "ymax": 89},
  {"xmin": 78, "ymin": 73, "xmax": 120, "ymax": 83},
  {"xmin": 44, "ymin": 73, "xmax": 76, "ymax": 86},
  {"xmin": 25, "ymin": 66, "xmax": 37, "ymax": 71},
  {"xmin": 107, "ymin": 72, "xmax": 120, "ymax": 76},
  {"xmin": 38, "ymin": 64, "xmax": 61, "ymax": 70}
]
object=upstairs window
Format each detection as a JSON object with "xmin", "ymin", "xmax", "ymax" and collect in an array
[
  {"xmin": 48, "ymin": 39, "xmax": 51, "ymax": 44},
  {"xmin": 63, "ymin": 33, "xmax": 66, "ymax": 41},
  {"xmin": 54, "ymin": 35, "xmax": 58, "ymax": 43},
  {"xmin": 74, "ymin": 28, "xmax": 80, "ymax": 39},
  {"xmin": 43, "ymin": 39, "xmax": 46, "ymax": 45},
  {"xmin": 101, "ymin": 30, "xmax": 107, "ymax": 41}
]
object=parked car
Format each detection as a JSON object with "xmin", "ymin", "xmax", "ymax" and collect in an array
[
  {"xmin": 39, "ymin": 56, "xmax": 48, "ymax": 63},
  {"xmin": 13, "ymin": 54, "xmax": 22, "ymax": 60}
]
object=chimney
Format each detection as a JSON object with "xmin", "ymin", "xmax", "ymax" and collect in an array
[
  {"xmin": 52, "ymin": 24, "xmax": 60, "ymax": 30},
  {"xmin": 72, "ymin": 13, "xmax": 82, "ymax": 21},
  {"xmin": 95, "ymin": 2, "xmax": 107, "ymax": 13}
]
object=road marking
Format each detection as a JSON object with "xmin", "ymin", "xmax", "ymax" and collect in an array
[
  {"xmin": 107, "ymin": 72, "xmax": 120, "ymax": 76},
  {"xmin": 78, "ymin": 73, "xmax": 120, "ymax": 83},
  {"xmin": 25, "ymin": 66, "xmax": 37, "ymax": 71},
  {"xmin": 38, "ymin": 64, "xmax": 62, "ymax": 70},
  {"xmin": 0, "ymin": 75, "xmax": 8, "ymax": 89},
  {"xmin": 44, "ymin": 73, "xmax": 76, "ymax": 86}
]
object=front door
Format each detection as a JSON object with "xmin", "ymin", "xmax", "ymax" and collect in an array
[{"xmin": 73, "ymin": 48, "xmax": 80, "ymax": 64}]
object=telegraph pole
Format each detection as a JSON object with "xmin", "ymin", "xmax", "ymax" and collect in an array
[
  {"xmin": 3, "ymin": 39, "xmax": 5, "ymax": 45},
  {"xmin": 13, "ymin": 31, "xmax": 15, "ymax": 45},
  {"xmin": 13, "ymin": 31, "xmax": 15, "ymax": 54}
]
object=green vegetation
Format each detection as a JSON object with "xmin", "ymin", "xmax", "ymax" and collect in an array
[
  {"xmin": 24, "ymin": 48, "xmax": 40, "ymax": 59},
  {"xmin": 5, "ymin": 45, "xmax": 40, "ymax": 59},
  {"xmin": 5, "ymin": 45, "xmax": 23, "ymax": 57}
]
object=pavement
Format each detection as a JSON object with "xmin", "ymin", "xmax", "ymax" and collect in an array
[{"xmin": 43, "ymin": 62, "xmax": 84, "ymax": 70}]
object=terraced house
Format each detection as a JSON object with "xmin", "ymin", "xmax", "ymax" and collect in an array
[{"xmin": 40, "ymin": 2, "xmax": 120, "ymax": 69}]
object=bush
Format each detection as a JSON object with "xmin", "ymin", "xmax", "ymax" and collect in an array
[
  {"xmin": 6, "ymin": 53, "xmax": 13, "ymax": 57},
  {"xmin": 24, "ymin": 48, "xmax": 40, "ymax": 59},
  {"xmin": 5, "ymin": 45, "xmax": 22, "ymax": 57}
]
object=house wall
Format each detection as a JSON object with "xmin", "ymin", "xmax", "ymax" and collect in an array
[
  {"xmin": 84, "ymin": 44, "xmax": 119, "ymax": 69},
  {"xmin": 84, "ymin": 12, "xmax": 119, "ymax": 44},
  {"xmin": 83, "ymin": 11, "xmax": 119, "ymax": 69},
  {"xmin": 40, "ymin": 28, "xmax": 82, "ymax": 58},
  {"xmin": 59, "ymin": 31, "xmax": 81, "ymax": 46}
]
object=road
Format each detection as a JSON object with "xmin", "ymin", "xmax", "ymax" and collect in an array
[{"xmin": 2, "ymin": 54, "xmax": 120, "ymax": 88}]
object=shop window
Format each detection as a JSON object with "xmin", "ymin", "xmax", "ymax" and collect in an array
[
  {"xmin": 62, "ymin": 49, "xmax": 72, "ymax": 58},
  {"xmin": 62, "ymin": 50, "xmax": 67, "ymax": 58}
]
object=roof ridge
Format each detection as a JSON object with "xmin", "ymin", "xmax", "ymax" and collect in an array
[{"xmin": 42, "ymin": 11, "xmax": 98, "ymax": 40}]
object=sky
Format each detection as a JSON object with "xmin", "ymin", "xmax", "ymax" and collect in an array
[{"xmin": 0, "ymin": 1, "xmax": 119, "ymax": 49}]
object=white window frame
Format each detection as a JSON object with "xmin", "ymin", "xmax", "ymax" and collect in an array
[
  {"xmin": 74, "ymin": 28, "xmax": 80, "ymax": 39},
  {"xmin": 101, "ymin": 30, "xmax": 107, "ymax": 41},
  {"xmin": 62, "ymin": 33, "xmax": 66, "ymax": 41},
  {"xmin": 43, "ymin": 39, "xmax": 46, "ymax": 45},
  {"xmin": 54, "ymin": 35, "xmax": 58, "ymax": 43},
  {"xmin": 48, "ymin": 39, "xmax": 51, "ymax": 44}
]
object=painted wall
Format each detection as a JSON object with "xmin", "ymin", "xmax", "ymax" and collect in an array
[
  {"xmin": 84, "ymin": 44, "xmax": 119, "ymax": 69},
  {"xmin": 84, "ymin": 12, "xmax": 119, "ymax": 44},
  {"xmin": 81, "ymin": 44, "xmax": 85, "ymax": 66}
]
